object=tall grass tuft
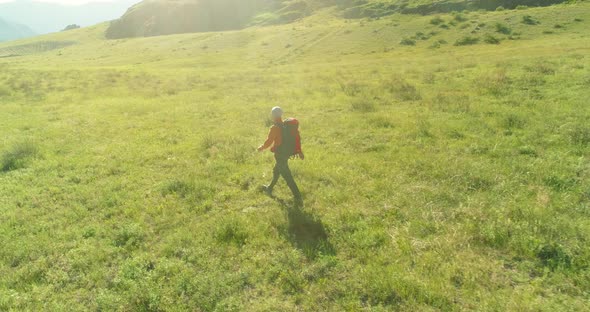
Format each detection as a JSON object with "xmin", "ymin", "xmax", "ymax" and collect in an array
[
  {"xmin": 216, "ymin": 218, "xmax": 248, "ymax": 247},
  {"xmin": 161, "ymin": 180, "xmax": 194, "ymax": 198},
  {"xmin": 350, "ymin": 94, "xmax": 376, "ymax": 112},
  {"xmin": 525, "ymin": 62, "xmax": 556, "ymax": 75},
  {"xmin": 338, "ymin": 79, "xmax": 366, "ymax": 96},
  {"xmin": 502, "ymin": 113, "xmax": 527, "ymax": 130},
  {"xmin": 1, "ymin": 141, "xmax": 39, "ymax": 172},
  {"xmin": 0, "ymin": 85, "xmax": 12, "ymax": 97},
  {"xmin": 383, "ymin": 77, "xmax": 422, "ymax": 101},
  {"xmin": 476, "ymin": 70, "xmax": 510, "ymax": 96},
  {"xmin": 570, "ymin": 125, "xmax": 590, "ymax": 146}
]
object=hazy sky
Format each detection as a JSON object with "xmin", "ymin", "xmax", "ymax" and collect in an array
[{"xmin": 0, "ymin": 0, "xmax": 121, "ymax": 4}]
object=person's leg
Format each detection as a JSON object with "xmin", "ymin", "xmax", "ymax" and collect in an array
[
  {"xmin": 277, "ymin": 156, "xmax": 302, "ymax": 202},
  {"xmin": 265, "ymin": 155, "xmax": 281, "ymax": 195}
]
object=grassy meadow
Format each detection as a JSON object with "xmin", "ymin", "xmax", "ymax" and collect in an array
[{"xmin": 0, "ymin": 3, "xmax": 589, "ymax": 311}]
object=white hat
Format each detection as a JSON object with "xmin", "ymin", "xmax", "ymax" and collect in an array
[{"xmin": 271, "ymin": 106, "xmax": 283, "ymax": 118}]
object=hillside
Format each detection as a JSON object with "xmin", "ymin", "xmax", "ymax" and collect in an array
[
  {"xmin": 0, "ymin": 0, "xmax": 137, "ymax": 34},
  {"xmin": 0, "ymin": 2, "xmax": 589, "ymax": 311},
  {"xmin": 0, "ymin": 17, "xmax": 35, "ymax": 42},
  {"xmin": 105, "ymin": 0, "xmax": 296, "ymax": 38},
  {"xmin": 105, "ymin": 0, "xmax": 569, "ymax": 38}
]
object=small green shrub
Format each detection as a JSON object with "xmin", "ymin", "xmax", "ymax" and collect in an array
[
  {"xmin": 113, "ymin": 223, "xmax": 145, "ymax": 248},
  {"xmin": 454, "ymin": 36, "xmax": 479, "ymax": 46},
  {"xmin": 429, "ymin": 39, "xmax": 448, "ymax": 49},
  {"xmin": 439, "ymin": 24, "xmax": 450, "ymax": 29},
  {"xmin": 453, "ymin": 13, "xmax": 468, "ymax": 23},
  {"xmin": 554, "ymin": 24, "xmax": 563, "ymax": 29},
  {"xmin": 400, "ymin": 38, "xmax": 416, "ymax": 46},
  {"xmin": 413, "ymin": 32, "xmax": 430, "ymax": 40},
  {"xmin": 1, "ymin": 141, "xmax": 39, "ymax": 172},
  {"xmin": 430, "ymin": 17, "xmax": 444, "ymax": 25},
  {"xmin": 495, "ymin": 23, "xmax": 512, "ymax": 34},
  {"xmin": 522, "ymin": 15, "xmax": 539, "ymax": 25},
  {"xmin": 574, "ymin": 18, "xmax": 583, "ymax": 22},
  {"xmin": 429, "ymin": 42, "xmax": 440, "ymax": 49},
  {"xmin": 484, "ymin": 34, "xmax": 501, "ymax": 44},
  {"xmin": 496, "ymin": 6, "xmax": 505, "ymax": 11},
  {"xmin": 516, "ymin": 5, "xmax": 528, "ymax": 10},
  {"xmin": 536, "ymin": 243, "xmax": 572, "ymax": 271},
  {"xmin": 82, "ymin": 228, "xmax": 96, "ymax": 239}
]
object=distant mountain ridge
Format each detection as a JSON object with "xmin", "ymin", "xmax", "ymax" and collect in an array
[
  {"xmin": 0, "ymin": 17, "xmax": 35, "ymax": 42},
  {"xmin": 0, "ymin": 0, "xmax": 139, "ymax": 34}
]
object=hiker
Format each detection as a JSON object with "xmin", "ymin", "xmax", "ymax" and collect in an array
[{"xmin": 258, "ymin": 106, "xmax": 304, "ymax": 204}]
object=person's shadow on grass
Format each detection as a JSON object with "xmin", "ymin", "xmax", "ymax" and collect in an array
[{"xmin": 275, "ymin": 198, "xmax": 335, "ymax": 259}]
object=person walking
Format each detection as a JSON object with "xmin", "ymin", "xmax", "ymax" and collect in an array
[{"xmin": 258, "ymin": 106, "xmax": 304, "ymax": 205}]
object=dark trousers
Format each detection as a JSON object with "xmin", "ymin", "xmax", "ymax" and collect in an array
[{"xmin": 269, "ymin": 154, "xmax": 301, "ymax": 199}]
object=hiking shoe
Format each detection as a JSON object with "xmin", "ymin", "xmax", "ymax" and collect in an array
[{"xmin": 263, "ymin": 185, "xmax": 274, "ymax": 197}]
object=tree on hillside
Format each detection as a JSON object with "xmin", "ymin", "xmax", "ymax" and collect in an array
[{"xmin": 62, "ymin": 24, "xmax": 81, "ymax": 31}]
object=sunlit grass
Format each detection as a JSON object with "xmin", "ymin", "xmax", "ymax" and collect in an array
[{"xmin": 0, "ymin": 2, "xmax": 589, "ymax": 311}]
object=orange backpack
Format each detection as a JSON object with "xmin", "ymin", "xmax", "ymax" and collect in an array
[{"xmin": 277, "ymin": 118, "xmax": 299, "ymax": 157}]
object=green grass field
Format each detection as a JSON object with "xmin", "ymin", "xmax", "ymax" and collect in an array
[{"xmin": 0, "ymin": 2, "xmax": 589, "ymax": 311}]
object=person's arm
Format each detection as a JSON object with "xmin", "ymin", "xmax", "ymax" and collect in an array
[
  {"xmin": 258, "ymin": 126, "xmax": 278, "ymax": 152},
  {"xmin": 295, "ymin": 129, "xmax": 304, "ymax": 159},
  {"xmin": 295, "ymin": 130, "xmax": 302, "ymax": 154}
]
